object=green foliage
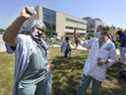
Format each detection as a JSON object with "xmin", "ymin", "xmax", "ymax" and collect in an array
[
  {"xmin": 45, "ymin": 28, "xmax": 53, "ymax": 38},
  {"xmin": 0, "ymin": 28, "xmax": 5, "ymax": 33},
  {"xmin": 0, "ymin": 48, "xmax": 125, "ymax": 95},
  {"xmin": 114, "ymin": 40, "xmax": 120, "ymax": 49},
  {"xmin": 0, "ymin": 53, "xmax": 14, "ymax": 95},
  {"xmin": 52, "ymin": 50, "xmax": 86, "ymax": 95},
  {"xmin": 85, "ymin": 32, "xmax": 95, "ymax": 40}
]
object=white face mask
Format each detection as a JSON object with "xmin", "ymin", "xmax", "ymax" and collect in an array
[{"xmin": 95, "ymin": 32, "xmax": 101, "ymax": 38}]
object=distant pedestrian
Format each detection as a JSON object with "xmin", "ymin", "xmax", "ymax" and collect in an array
[
  {"xmin": 117, "ymin": 30, "xmax": 126, "ymax": 64},
  {"xmin": 114, "ymin": 30, "xmax": 126, "ymax": 95},
  {"xmin": 73, "ymin": 28, "xmax": 80, "ymax": 48},
  {"xmin": 61, "ymin": 37, "xmax": 71, "ymax": 58}
]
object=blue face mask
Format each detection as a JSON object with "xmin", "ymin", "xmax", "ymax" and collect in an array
[{"xmin": 95, "ymin": 32, "xmax": 101, "ymax": 38}]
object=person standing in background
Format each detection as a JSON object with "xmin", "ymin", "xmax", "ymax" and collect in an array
[
  {"xmin": 61, "ymin": 37, "xmax": 71, "ymax": 58},
  {"xmin": 117, "ymin": 30, "xmax": 126, "ymax": 64},
  {"xmin": 74, "ymin": 28, "xmax": 80, "ymax": 48},
  {"xmin": 116, "ymin": 30, "xmax": 126, "ymax": 95}
]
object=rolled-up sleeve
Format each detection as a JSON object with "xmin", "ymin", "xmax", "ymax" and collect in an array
[{"xmin": 80, "ymin": 38, "xmax": 95, "ymax": 49}]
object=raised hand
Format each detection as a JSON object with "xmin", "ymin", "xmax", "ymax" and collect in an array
[
  {"xmin": 20, "ymin": 7, "xmax": 31, "ymax": 18},
  {"xmin": 73, "ymin": 29, "xmax": 80, "ymax": 48},
  {"xmin": 20, "ymin": 6, "xmax": 36, "ymax": 18}
]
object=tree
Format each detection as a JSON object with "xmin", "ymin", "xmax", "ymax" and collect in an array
[{"xmin": 0, "ymin": 28, "xmax": 5, "ymax": 33}]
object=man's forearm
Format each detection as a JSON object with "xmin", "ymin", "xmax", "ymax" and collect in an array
[{"xmin": 3, "ymin": 16, "xmax": 28, "ymax": 46}]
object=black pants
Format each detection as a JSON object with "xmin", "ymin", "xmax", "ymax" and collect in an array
[{"xmin": 64, "ymin": 48, "xmax": 71, "ymax": 58}]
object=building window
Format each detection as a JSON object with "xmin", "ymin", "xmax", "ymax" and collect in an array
[
  {"xmin": 66, "ymin": 18, "xmax": 85, "ymax": 25},
  {"xmin": 65, "ymin": 26, "xmax": 74, "ymax": 30}
]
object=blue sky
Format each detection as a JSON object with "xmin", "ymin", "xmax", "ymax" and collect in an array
[{"xmin": 1, "ymin": 0, "xmax": 126, "ymax": 29}]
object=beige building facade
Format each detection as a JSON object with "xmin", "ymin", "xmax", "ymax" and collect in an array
[
  {"xmin": 42, "ymin": 7, "xmax": 87, "ymax": 39},
  {"xmin": 56, "ymin": 12, "xmax": 87, "ymax": 39}
]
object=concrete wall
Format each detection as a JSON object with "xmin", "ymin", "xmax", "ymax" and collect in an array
[
  {"xmin": 65, "ymin": 15, "xmax": 87, "ymax": 30},
  {"xmin": 56, "ymin": 12, "xmax": 65, "ymax": 39},
  {"xmin": 56, "ymin": 12, "xmax": 87, "ymax": 39}
]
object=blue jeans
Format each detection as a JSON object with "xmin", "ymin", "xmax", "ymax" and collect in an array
[
  {"xmin": 78, "ymin": 74, "xmax": 101, "ymax": 95},
  {"xmin": 17, "ymin": 74, "xmax": 52, "ymax": 95}
]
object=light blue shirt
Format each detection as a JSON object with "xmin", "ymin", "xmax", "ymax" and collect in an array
[{"xmin": 5, "ymin": 34, "xmax": 49, "ymax": 95}]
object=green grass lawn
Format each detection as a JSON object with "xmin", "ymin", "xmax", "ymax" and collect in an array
[{"xmin": 0, "ymin": 48, "xmax": 125, "ymax": 95}]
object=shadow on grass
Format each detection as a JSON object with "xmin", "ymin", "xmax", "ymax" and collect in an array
[
  {"xmin": 52, "ymin": 55, "xmax": 126, "ymax": 95},
  {"xmin": 52, "ymin": 55, "xmax": 86, "ymax": 95},
  {"xmin": 0, "ymin": 51, "xmax": 126, "ymax": 95}
]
